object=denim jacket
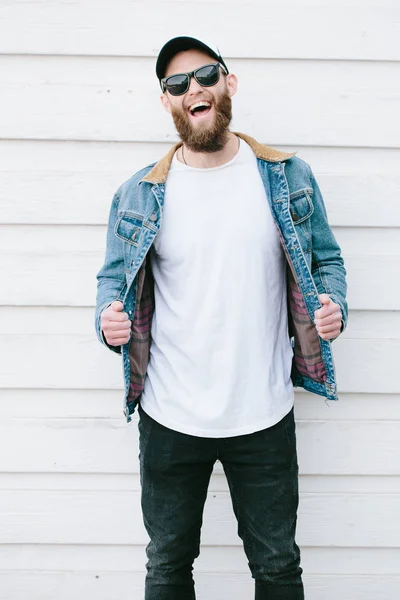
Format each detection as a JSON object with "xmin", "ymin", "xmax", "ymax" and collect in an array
[{"xmin": 95, "ymin": 132, "xmax": 348, "ymax": 423}]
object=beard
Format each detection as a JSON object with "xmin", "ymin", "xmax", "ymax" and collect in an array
[{"xmin": 170, "ymin": 88, "xmax": 232, "ymax": 153}]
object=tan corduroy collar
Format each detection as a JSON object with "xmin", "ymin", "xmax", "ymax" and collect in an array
[{"xmin": 140, "ymin": 132, "xmax": 296, "ymax": 184}]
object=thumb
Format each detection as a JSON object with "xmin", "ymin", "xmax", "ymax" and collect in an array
[
  {"xmin": 318, "ymin": 293, "xmax": 331, "ymax": 306},
  {"xmin": 110, "ymin": 300, "xmax": 124, "ymax": 312}
]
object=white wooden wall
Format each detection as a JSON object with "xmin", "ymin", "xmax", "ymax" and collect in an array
[{"xmin": 0, "ymin": 1, "xmax": 399, "ymax": 598}]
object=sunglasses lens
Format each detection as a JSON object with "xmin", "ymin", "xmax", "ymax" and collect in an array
[
  {"xmin": 195, "ymin": 64, "xmax": 219, "ymax": 86},
  {"xmin": 165, "ymin": 74, "xmax": 189, "ymax": 96}
]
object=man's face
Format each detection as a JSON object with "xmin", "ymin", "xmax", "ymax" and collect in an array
[{"xmin": 160, "ymin": 49, "xmax": 237, "ymax": 152}]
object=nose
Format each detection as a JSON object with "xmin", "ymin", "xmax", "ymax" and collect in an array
[{"xmin": 187, "ymin": 75, "xmax": 204, "ymax": 96}]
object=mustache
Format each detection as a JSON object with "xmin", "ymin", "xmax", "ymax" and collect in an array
[{"xmin": 184, "ymin": 95, "xmax": 213, "ymax": 110}]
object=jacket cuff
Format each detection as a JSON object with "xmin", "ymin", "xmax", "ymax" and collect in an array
[{"xmin": 327, "ymin": 293, "xmax": 347, "ymax": 341}]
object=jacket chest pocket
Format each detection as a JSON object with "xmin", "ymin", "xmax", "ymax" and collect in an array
[
  {"xmin": 115, "ymin": 211, "xmax": 144, "ymax": 246},
  {"xmin": 114, "ymin": 211, "xmax": 144, "ymax": 271},
  {"xmin": 289, "ymin": 188, "xmax": 314, "ymax": 254}
]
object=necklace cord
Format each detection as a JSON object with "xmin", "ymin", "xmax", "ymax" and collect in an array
[
  {"xmin": 181, "ymin": 136, "xmax": 239, "ymax": 167},
  {"xmin": 181, "ymin": 145, "xmax": 187, "ymax": 165}
]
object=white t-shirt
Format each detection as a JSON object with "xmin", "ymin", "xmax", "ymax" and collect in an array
[{"xmin": 140, "ymin": 138, "xmax": 294, "ymax": 437}]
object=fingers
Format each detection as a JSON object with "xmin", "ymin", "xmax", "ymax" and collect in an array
[
  {"xmin": 110, "ymin": 335, "xmax": 131, "ymax": 346},
  {"xmin": 101, "ymin": 303, "xmax": 132, "ymax": 346},
  {"xmin": 314, "ymin": 295, "xmax": 342, "ymax": 341},
  {"xmin": 102, "ymin": 322, "xmax": 131, "ymax": 346},
  {"xmin": 315, "ymin": 311, "xmax": 342, "ymax": 340},
  {"xmin": 102, "ymin": 317, "xmax": 131, "ymax": 334},
  {"xmin": 106, "ymin": 319, "xmax": 131, "ymax": 331},
  {"xmin": 317, "ymin": 324, "xmax": 341, "ymax": 341},
  {"xmin": 314, "ymin": 295, "xmax": 341, "ymax": 319},
  {"xmin": 317, "ymin": 321, "xmax": 340, "ymax": 335},
  {"xmin": 107, "ymin": 310, "xmax": 130, "ymax": 322},
  {"xmin": 315, "ymin": 304, "xmax": 338, "ymax": 319},
  {"xmin": 315, "ymin": 311, "xmax": 341, "ymax": 328}
]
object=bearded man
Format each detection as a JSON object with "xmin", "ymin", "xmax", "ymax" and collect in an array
[{"xmin": 95, "ymin": 36, "xmax": 348, "ymax": 600}]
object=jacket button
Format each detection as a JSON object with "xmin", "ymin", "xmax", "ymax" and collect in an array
[
  {"xmin": 292, "ymin": 212, "xmax": 299, "ymax": 221},
  {"xmin": 149, "ymin": 213, "xmax": 157, "ymax": 221}
]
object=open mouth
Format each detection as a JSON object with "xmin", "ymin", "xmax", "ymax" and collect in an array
[{"xmin": 187, "ymin": 101, "xmax": 213, "ymax": 118}]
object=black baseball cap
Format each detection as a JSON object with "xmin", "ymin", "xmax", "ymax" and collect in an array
[{"xmin": 156, "ymin": 36, "xmax": 229, "ymax": 82}]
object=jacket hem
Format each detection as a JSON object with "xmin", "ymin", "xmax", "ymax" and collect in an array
[{"xmin": 294, "ymin": 375, "xmax": 339, "ymax": 401}]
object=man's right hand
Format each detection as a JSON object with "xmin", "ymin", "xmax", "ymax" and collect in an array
[{"xmin": 101, "ymin": 300, "xmax": 132, "ymax": 346}]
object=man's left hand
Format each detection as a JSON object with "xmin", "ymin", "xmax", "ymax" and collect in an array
[{"xmin": 314, "ymin": 294, "xmax": 342, "ymax": 341}]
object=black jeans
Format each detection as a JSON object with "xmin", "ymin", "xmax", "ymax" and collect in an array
[{"xmin": 138, "ymin": 405, "xmax": 304, "ymax": 600}]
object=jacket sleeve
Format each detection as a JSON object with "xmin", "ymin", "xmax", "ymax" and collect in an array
[
  {"xmin": 308, "ymin": 165, "xmax": 348, "ymax": 340},
  {"xmin": 94, "ymin": 191, "xmax": 126, "ymax": 354}
]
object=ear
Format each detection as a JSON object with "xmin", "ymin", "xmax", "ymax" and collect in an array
[
  {"xmin": 160, "ymin": 93, "xmax": 171, "ymax": 114},
  {"xmin": 225, "ymin": 73, "xmax": 238, "ymax": 98}
]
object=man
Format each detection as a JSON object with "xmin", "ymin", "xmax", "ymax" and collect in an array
[{"xmin": 95, "ymin": 36, "xmax": 347, "ymax": 600}]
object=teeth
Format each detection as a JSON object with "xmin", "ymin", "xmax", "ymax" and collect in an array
[{"xmin": 189, "ymin": 101, "xmax": 211, "ymax": 113}]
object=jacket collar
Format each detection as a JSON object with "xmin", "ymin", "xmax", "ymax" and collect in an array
[{"xmin": 140, "ymin": 132, "xmax": 296, "ymax": 185}]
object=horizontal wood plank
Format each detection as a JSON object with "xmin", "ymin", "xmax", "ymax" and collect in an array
[
  {"xmin": 0, "ymin": 226, "xmax": 398, "ymax": 309},
  {"xmin": 0, "ymin": 302, "xmax": 399, "ymax": 393},
  {"xmin": 0, "ymin": 472, "xmax": 400, "ymax": 494},
  {"xmin": 0, "ymin": 56, "xmax": 399, "ymax": 147},
  {"xmin": 0, "ymin": 0, "xmax": 398, "ymax": 61},
  {"xmin": 1, "ymin": 141, "xmax": 399, "ymax": 227},
  {"xmin": 2, "ymin": 472, "xmax": 400, "ymax": 494},
  {"xmin": 0, "ymin": 330, "xmax": 399, "ymax": 392},
  {"xmin": 0, "ymin": 388, "xmax": 399, "ymax": 421},
  {"xmin": 0, "ymin": 544, "xmax": 399, "ymax": 575},
  {"xmin": 0, "ymin": 489, "xmax": 398, "ymax": 547},
  {"xmin": 1, "ymin": 307, "xmax": 398, "ymax": 339},
  {"xmin": 0, "ymin": 570, "xmax": 399, "ymax": 600},
  {"xmin": 0, "ymin": 417, "xmax": 398, "ymax": 475}
]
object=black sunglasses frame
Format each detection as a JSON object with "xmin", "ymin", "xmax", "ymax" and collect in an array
[{"xmin": 160, "ymin": 62, "xmax": 228, "ymax": 96}]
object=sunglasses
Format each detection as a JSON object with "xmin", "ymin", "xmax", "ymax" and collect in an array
[{"xmin": 160, "ymin": 62, "xmax": 228, "ymax": 96}]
